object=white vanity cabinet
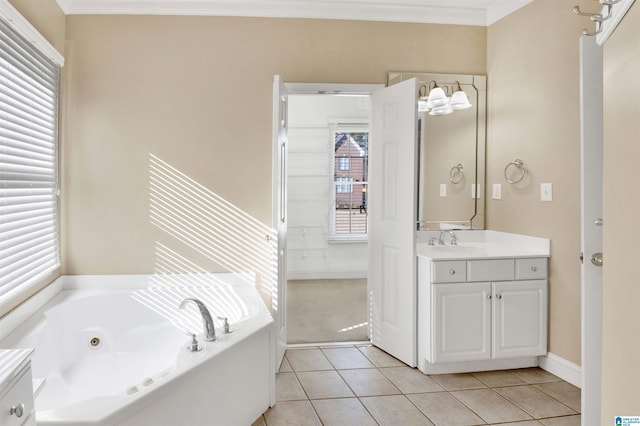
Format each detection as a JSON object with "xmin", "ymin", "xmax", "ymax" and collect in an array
[
  {"xmin": 0, "ymin": 350, "xmax": 35, "ymax": 426},
  {"xmin": 418, "ymin": 255, "xmax": 548, "ymax": 374}
]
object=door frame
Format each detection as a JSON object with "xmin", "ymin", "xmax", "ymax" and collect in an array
[
  {"xmin": 579, "ymin": 36, "xmax": 603, "ymax": 425},
  {"xmin": 271, "ymin": 81, "xmax": 384, "ymax": 353}
]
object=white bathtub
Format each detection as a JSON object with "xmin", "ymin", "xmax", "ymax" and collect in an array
[{"xmin": 0, "ymin": 273, "xmax": 275, "ymax": 425}]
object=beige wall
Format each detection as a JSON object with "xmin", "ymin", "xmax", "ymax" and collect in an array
[
  {"xmin": 487, "ymin": 0, "xmax": 592, "ymax": 366},
  {"xmin": 61, "ymin": 15, "xmax": 485, "ymax": 304},
  {"xmin": 602, "ymin": 3, "xmax": 640, "ymax": 420}
]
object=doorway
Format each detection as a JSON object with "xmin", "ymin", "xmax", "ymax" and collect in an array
[{"xmin": 283, "ymin": 83, "xmax": 383, "ymax": 345}]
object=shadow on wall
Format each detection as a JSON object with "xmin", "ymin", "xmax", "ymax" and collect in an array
[
  {"xmin": 147, "ymin": 154, "xmax": 277, "ymax": 306},
  {"xmin": 130, "ymin": 243, "xmax": 254, "ymax": 335}
]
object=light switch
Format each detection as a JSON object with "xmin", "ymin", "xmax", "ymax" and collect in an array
[
  {"xmin": 440, "ymin": 183, "xmax": 447, "ymax": 197},
  {"xmin": 472, "ymin": 184, "xmax": 481, "ymax": 199},
  {"xmin": 541, "ymin": 183, "xmax": 553, "ymax": 201},
  {"xmin": 492, "ymin": 183, "xmax": 502, "ymax": 200}
]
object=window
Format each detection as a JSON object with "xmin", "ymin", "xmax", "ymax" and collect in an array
[
  {"xmin": 332, "ymin": 130, "xmax": 368, "ymax": 238},
  {"xmin": 337, "ymin": 157, "xmax": 350, "ymax": 171},
  {"xmin": 336, "ymin": 176, "xmax": 353, "ymax": 193},
  {"xmin": 0, "ymin": 18, "xmax": 60, "ymax": 308}
]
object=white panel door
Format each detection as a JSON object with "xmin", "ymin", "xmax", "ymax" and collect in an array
[
  {"xmin": 272, "ymin": 75, "xmax": 288, "ymax": 372},
  {"xmin": 369, "ymin": 78, "xmax": 418, "ymax": 367},
  {"xmin": 433, "ymin": 282, "xmax": 491, "ymax": 363},
  {"xmin": 580, "ymin": 36, "xmax": 603, "ymax": 424},
  {"xmin": 492, "ymin": 280, "xmax": 547, "ymax": 359}
]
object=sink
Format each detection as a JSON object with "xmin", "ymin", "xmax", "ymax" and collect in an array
[{"xmin": 416, "ymin": 230, "xmax": 551, "ymax": 260}]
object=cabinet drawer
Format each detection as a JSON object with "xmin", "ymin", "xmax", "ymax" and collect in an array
[
  {"xmin": 516, "ymin": 258, "xmax": 548, "ymax": 280},
  {"xmin": 0, "ymin": 365, "xmax": 34, "ymax": 426},
  {"xmin": 432, "ymin": 261, "xmax": 467, "ymax": 283},
  {"xmin": 467, "ymin": 259, "xmax": 515, "ymax": 282}
]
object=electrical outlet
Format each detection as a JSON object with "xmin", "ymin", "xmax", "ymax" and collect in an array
[
  {"xmin": 439, "ymin": 184, "xmax": 447, "ymax": 197},
  {"xmin": 492, "ymin": 183, "xmax": 502, "ymax": 200},
  {"xmin": 541, "ymin": 183, "xmax": 553, "ymax": 201}
]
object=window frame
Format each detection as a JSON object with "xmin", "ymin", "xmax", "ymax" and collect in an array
[{"xmin": 0, "ymin": 10, "xmax": 62, "ymax": 316}]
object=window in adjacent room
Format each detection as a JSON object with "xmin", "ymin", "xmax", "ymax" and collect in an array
[{"xmin": 331, "ymin": 130, "xmax": 369, "ymax": 239}]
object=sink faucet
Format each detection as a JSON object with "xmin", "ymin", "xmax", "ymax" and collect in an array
[
  {"xmin": 179, "ymin": 298, "xmax": 216, "ymax": 342},
  {"xmin": 438, "ymin": 230, "xmax": 458, "ymax": 246}
]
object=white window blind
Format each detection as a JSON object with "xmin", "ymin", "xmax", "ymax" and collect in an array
[{"xmin": 0, "ymin": 17, "xmax": 60, "ymax": 307}]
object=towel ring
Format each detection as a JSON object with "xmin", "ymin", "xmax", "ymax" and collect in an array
[
  {"xmin": 504, "ymin": 159, "xmax": 526, "ymax": 184},
  {"xmin": 449, "ymin": 164, "xmax": 464, "ymax": 184}
]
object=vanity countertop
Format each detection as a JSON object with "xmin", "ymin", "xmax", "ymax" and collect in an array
[
  {"xmin": 0, "ymin": 348, "xmax": 33, "ymax": 394},
  {"xmin": 416, "ymin": 230, "xmax": 550, "ymax": 260}
]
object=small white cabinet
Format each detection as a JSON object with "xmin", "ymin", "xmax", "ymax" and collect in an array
[
  {"xmin": 0, "ymin": 349, "xmax": 35, "ymax": 426},
  {"xmin": 418, "ymin": 255, "xmax": 548, "ymax": 374}
]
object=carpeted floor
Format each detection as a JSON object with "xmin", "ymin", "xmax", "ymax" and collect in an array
[{"xmin": 287, "ymin": 279, "xmax": 368, "ymax": 344}]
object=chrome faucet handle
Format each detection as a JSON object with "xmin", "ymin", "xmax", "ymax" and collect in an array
[
  {"xmin": 449, "ymin": 230, "xmax": 458, "ymax": 245},
  {"xmin": 217, "ymin": 316, "xmax": 231, "ymax": 334},
  {"xmin": 184, "ymin": 332, "xmax": 201, "ymax": 352}
]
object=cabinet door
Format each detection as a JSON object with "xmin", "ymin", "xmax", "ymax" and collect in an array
[
  {"xmin": 433, "ymin": 282, "xmax": 491, "ymax": 363},
  {"xmin": 492, "ymin": 280, "xmax": 548, "ymax": 359}
]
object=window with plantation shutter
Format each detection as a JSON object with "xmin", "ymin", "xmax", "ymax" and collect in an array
[{"xmin": 0, "ymin": 17, "xmax": 60, "ymax": 307}]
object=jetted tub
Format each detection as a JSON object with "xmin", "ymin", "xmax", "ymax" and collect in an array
[{"xmin": 0, "ymin": 273, "xmax": 275, "ymax": 425}]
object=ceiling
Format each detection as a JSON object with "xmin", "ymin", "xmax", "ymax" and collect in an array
[{"xmin": 55, "ymin": 0, "xmax": 534, "ymax": 26}]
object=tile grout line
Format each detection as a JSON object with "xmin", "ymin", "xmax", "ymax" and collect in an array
[
  {"xmin": 438, "ymin": 377, "xmax": 556, "ymax": 425},
  {"xmin": 286, "ymin": 349, "xmax": 328, "ymax": 425},
  {"xmin": 350, "ymin": 344, "xmax": 387, "ymax": 426},
  {"xmin": 532, "ymin": 383, "xmax": 581, "ymax": 415},
  {"xmin": 354, "ymin": 344, "xmax": 434, "ymax": 425},
  {"xmin": 493, "ymin": 384, "xmax": 579, "ymax": 420},
  {"xmin": 295, "ymin": 345, "xmax": 382, "ymax": 426}
]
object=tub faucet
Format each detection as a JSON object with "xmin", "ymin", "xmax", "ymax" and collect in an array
[
  {"xmin": 438, "ymin": 230, "xmax": 458, "ymax": 246},
  {"xmin": 179, "ymin": 298, "xmax": 216, "ymax": 342}
]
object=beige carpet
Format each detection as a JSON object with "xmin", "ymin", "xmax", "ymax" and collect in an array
[{"xmin": 287, "ymin": 279, "xmax": 369, "ymax": 344}]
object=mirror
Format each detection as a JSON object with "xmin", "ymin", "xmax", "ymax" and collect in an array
[{"xmin": 388, "ymin": 72, "xmax": 486, "ymax": 230}]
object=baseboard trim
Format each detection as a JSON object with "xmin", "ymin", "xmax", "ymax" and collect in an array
[
  {"xmin": 287, "ymin": 270, "xmax": 367, "ymax": 280},
  {"xmin": 538, "ymin": 352, "xmax": 582, "ymax": 388},
  {"xmin": 287, "ymin": 341, "xmax": 371, "ymax": 349}
]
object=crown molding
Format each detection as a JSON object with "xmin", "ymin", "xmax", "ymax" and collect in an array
[
  {"xmin": 487, "ymin": 0, "xmax": 534, "ymax": 25},
  {"xmin": 55, "ymin": 0, "xmax": 532, "ymax": 26}
]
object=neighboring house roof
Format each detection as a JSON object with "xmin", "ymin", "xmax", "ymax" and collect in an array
[{"xmin": 335, "ymin": 134, "xmax": 365, "ymax": 157}]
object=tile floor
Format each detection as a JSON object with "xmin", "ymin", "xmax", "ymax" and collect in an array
[{"xmin": 252, "ymin": 344, "xmax": 581, "ymax": 426}]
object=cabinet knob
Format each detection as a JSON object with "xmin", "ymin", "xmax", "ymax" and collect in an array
[
  {"xmin": 487, "ymin": 294, "xmax": 492, "ymax": 299},
  {"xmin": 530, "ymin": 266, "xmax": 537, "ymax": 272},
  {"xmin": 10, "ymin": 403, "xmax": 25, "ymax": 418},
  {"xmin": 449, "ymin": 269, "xmax": 456, "ymax": 275},
  {"xmin": 496, "ymin": 294, "xmax": 502, "ymax": 299}
]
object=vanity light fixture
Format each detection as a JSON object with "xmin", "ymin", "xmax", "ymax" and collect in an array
[
  {"xmin": 417, "ymin": 80, "xmax": 471, "ymax": 116},
  {"xmin": 449, "ymin": 81, "xmax": 472, "ymax": 110},
  {"xmin": 425, "ymin": 81, "xmax": 449, "ymax": 110}
]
